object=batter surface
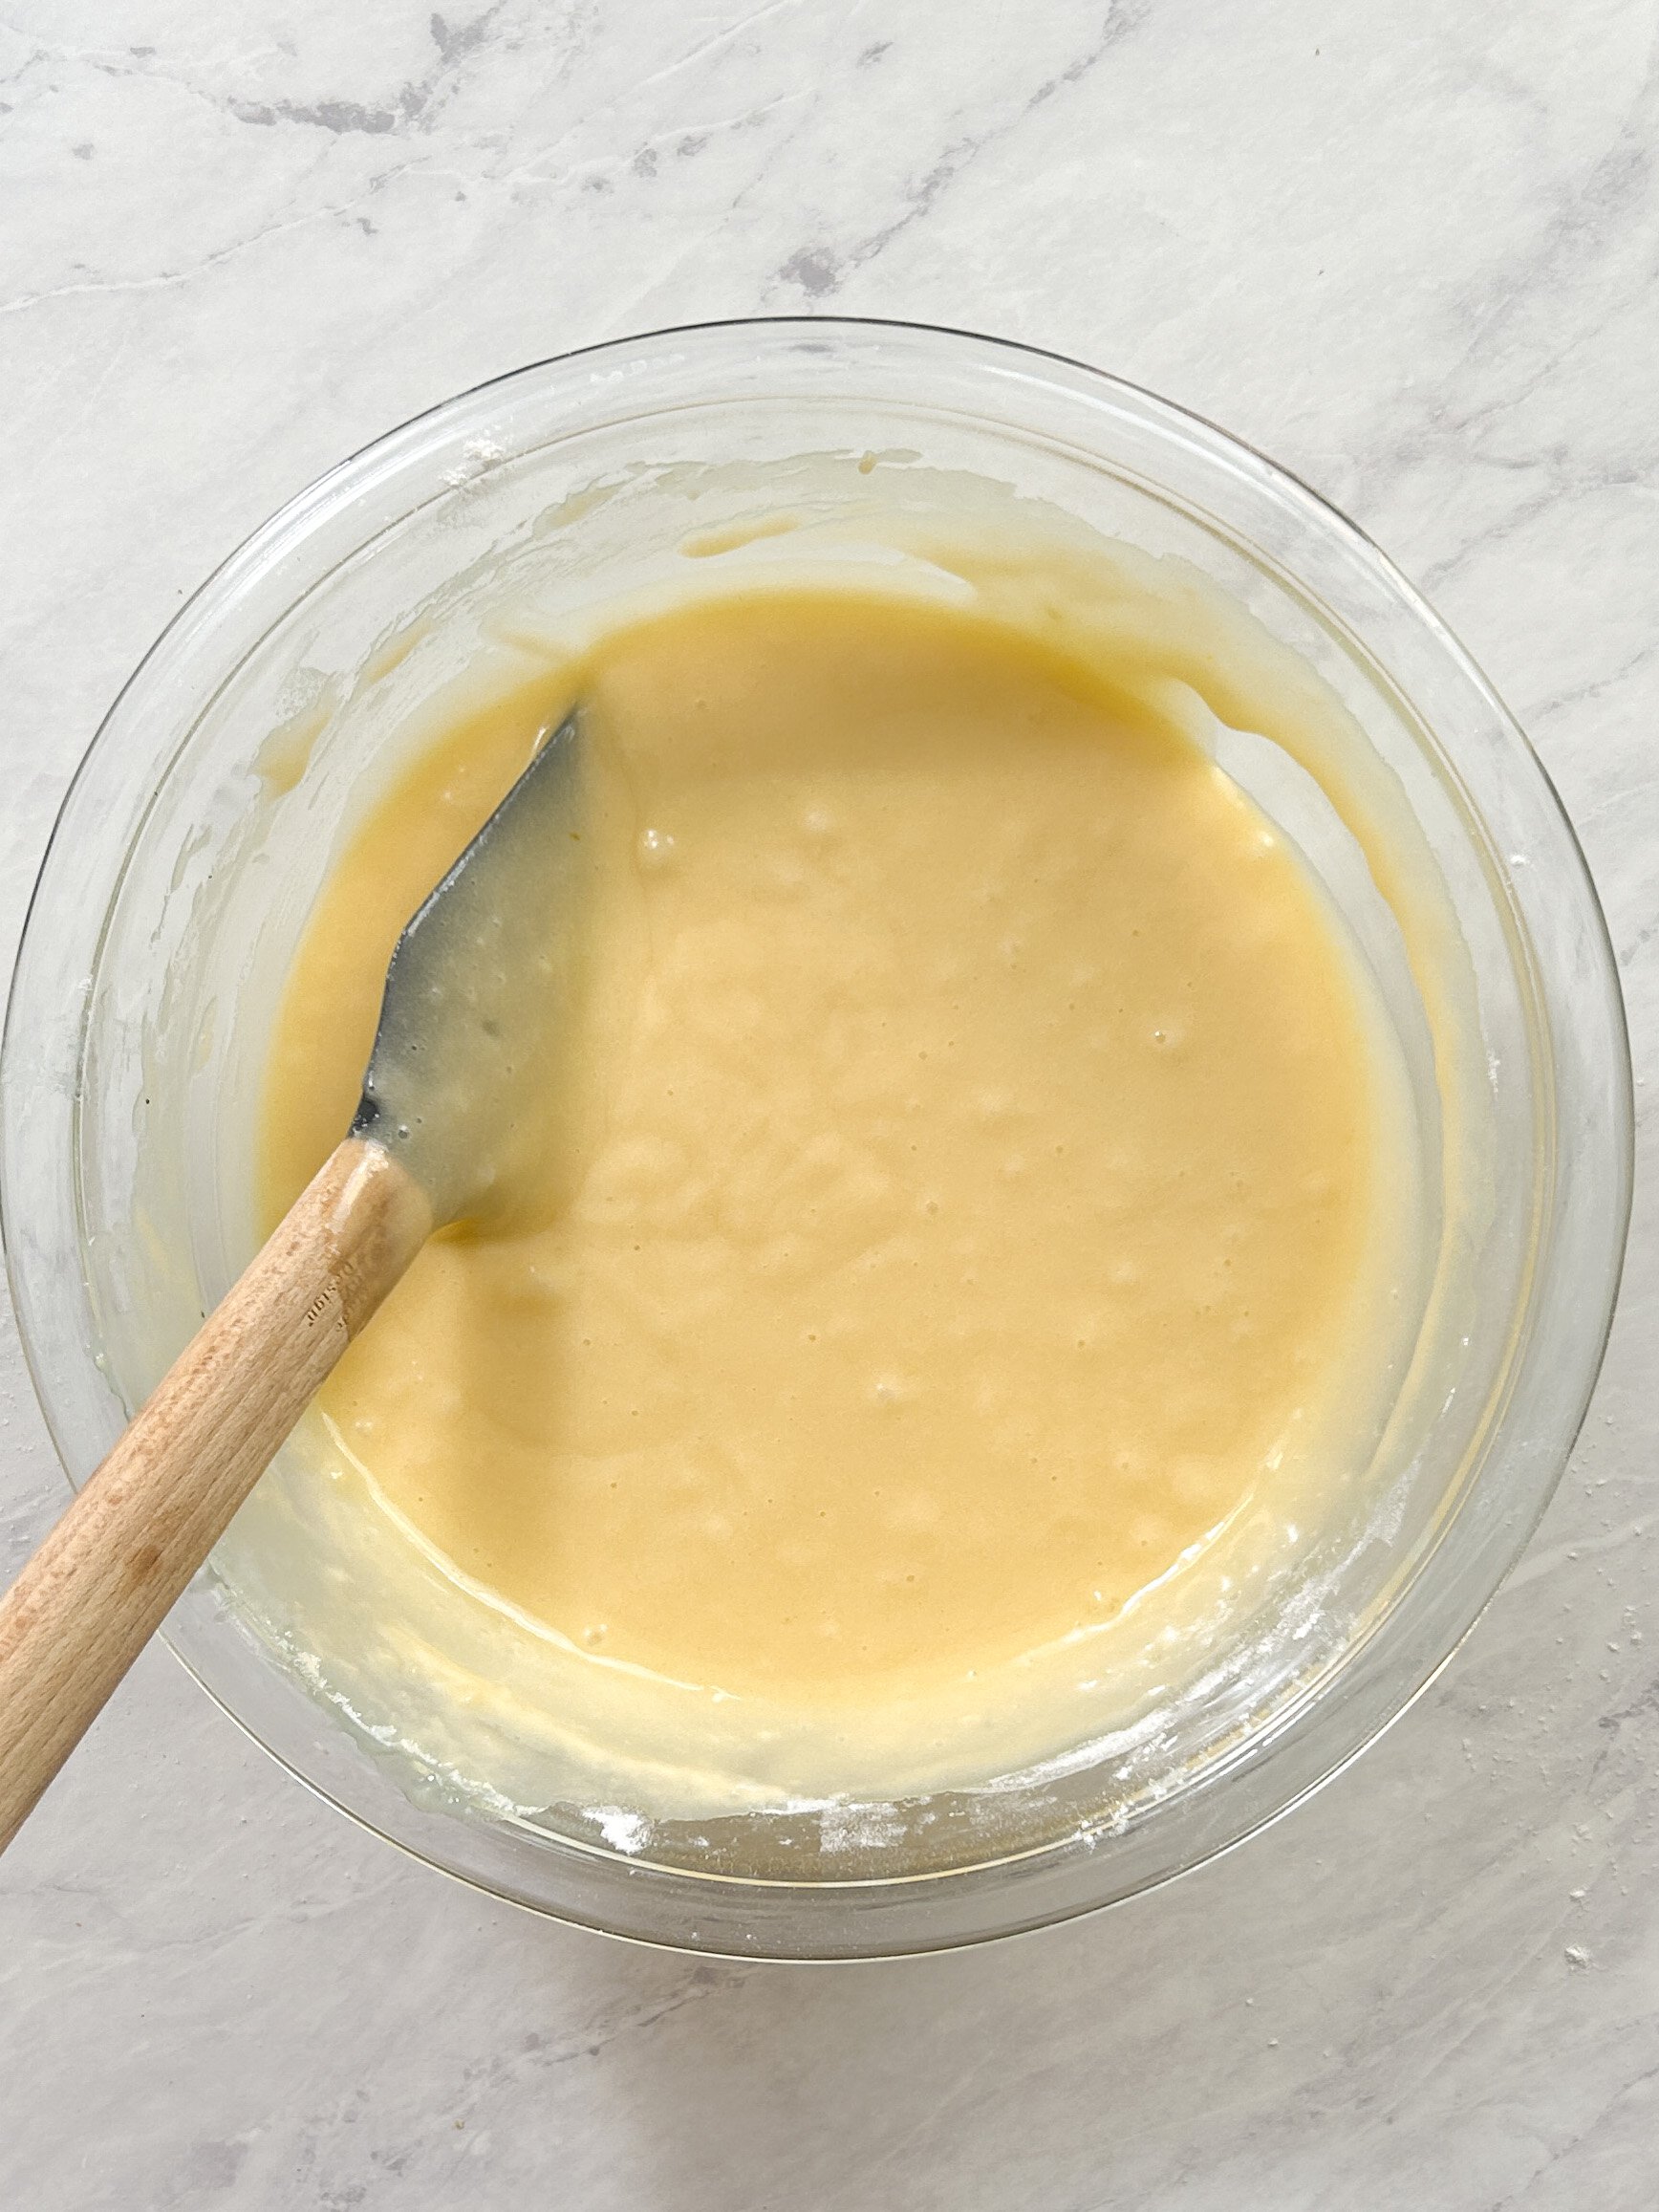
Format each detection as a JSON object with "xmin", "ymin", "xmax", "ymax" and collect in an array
[{"xmin": 262, "ymin": 585, "xmax": 1404, "ymax": 1748}]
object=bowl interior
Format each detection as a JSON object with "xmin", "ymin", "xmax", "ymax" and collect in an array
[{"xmin": 0, "ymin": 321, "xmax": 1630, "ymax": 1957}]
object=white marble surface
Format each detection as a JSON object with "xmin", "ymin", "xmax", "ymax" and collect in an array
[{"xmin": 2, "ymin": 1, "xmax": 1657, "ymax": 2203}]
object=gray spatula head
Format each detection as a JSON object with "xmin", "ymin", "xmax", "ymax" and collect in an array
[{"xmin": 352, "ymin": 707, "xmax": 585, "ymax": 1228}]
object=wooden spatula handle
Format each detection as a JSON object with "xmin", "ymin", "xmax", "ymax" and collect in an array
[{"xmin": 0, "ymin": 1138, "xmax": 429, "ymax": 1853}]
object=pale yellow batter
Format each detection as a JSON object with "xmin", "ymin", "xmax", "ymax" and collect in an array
[{"xmin": 262, "ymin": 584, "xmax": 1403, "ymax": 1746}]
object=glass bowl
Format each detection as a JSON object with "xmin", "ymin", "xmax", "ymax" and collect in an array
[{"xmin": 0, "ymin": 318, "xmax": 1631, "ymax": 1959}]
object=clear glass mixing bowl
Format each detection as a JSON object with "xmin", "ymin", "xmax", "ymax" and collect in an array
[{"xmin": 0, "ymin": 319, "xmax": 1631, "ymax": 1958}]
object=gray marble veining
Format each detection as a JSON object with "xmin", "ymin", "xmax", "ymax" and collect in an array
[{"xmin": 2, "ymin": 2, "xmax": 1657, "ymax": 2204}]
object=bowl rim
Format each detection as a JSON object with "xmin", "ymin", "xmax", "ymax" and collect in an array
[{"xmin": 0, "ymin": 314, "xmax": 1634, "ymax": 1958}]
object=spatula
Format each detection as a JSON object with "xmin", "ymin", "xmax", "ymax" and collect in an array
[{"xmin": 0, "ymin": 708, "xmax": 584, "ymax": 1852}]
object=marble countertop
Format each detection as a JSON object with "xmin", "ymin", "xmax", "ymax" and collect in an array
[{"xmin": 3, "ymin": 3, "xmax": 1656, "ymax": 2204}]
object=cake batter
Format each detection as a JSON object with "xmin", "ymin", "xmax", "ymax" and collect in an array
[{"xmin": 261, "ymin": 584, "xmax": 1407, "ymax": 1749}]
